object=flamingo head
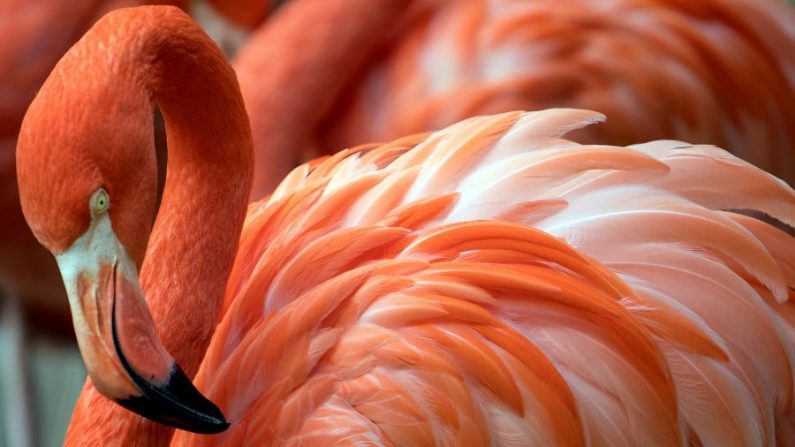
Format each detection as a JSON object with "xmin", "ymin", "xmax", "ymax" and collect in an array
[{"xmin": 15, "ymin": 48, "xmax": 229, "ymax": 434}]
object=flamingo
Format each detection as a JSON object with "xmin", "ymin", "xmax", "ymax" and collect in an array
[
  {"xmin": 235, "ymin": 0, "xmax": 795, "ymax": 197},
  {"xmin": 17, "ymin": 5, "xmax": 795, "ymax": 446}
]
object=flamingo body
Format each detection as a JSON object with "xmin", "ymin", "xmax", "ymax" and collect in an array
[
  {"xmin": 288, "ymin": 0, "xmax": 795, "ymax": 184},
  {"xmin": 176, "ymin": 109, "xmax": 795, "ymax": 446}
]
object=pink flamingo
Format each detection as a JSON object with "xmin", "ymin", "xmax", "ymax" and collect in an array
[
  {"xmin": 16, "ymin": 6, "xmax": 795, "ymax": 446},
  {"xmin": 234, "ymin": 0, "xmax": 795, "ymax": 197}
]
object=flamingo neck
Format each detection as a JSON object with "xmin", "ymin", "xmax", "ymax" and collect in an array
[
  {"xmin": 234, "ymin": 0, "xmax": 410, "ymax": 196},
  {"xmin": 63, "ymin": 7, "xmax": 253, "ymax": 445}
]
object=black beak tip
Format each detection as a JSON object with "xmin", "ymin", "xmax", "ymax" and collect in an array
[
  {"xmin": 116, "ymin": 363, "xmax": 230, "ymax": 435},
  {"xmin": 109, "ymin": 278, "xmax": 229, "ymax": 434}
]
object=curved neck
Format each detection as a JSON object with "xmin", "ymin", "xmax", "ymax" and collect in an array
[
  {"xmin": 233, "ymin": 0, "xmax": 410, "ymax": 196},
  {"xmin": 63, "ymin": 7, "xmax": 253, "ymax": 445}
]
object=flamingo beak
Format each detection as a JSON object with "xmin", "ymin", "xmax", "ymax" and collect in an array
[{"xmin": 54, "ymin": 213, "xmax": 228, "ymax": 434}]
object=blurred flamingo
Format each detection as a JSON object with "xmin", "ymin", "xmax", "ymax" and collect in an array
[
  {"xmin": 205, "ymin": 0, "xmax": 273, "ymax": 28},
  {"xmin": 16, "ymin": 6, "xmax": 795, "ymax": 446},
  {"xmin": 233, "ymin": 0, "xmax": 412, "ymax": 196},
  {"xmin": 235, "ymin": 0, "xmax": 795, "ymax": 197}
]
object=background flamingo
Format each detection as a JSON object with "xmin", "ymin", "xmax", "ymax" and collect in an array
[
  {"xmin": 235, "ymin": 0, "xmax": 795, "ymax": 197},
  {"xmin": 16, "ymin": 6, "xmax": 795, "ymax": 445},
  {"xmin": 205, "ymin": 0, "xmax": 274, "ymax": 28},
  {"xmin": 233, "ymin": 0, "xmax": 412, "ymax": 196}
]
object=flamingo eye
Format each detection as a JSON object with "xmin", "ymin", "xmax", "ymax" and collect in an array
[{"xmin": 91, "ymin": 188, "xmax": 110, "ymax": 215}]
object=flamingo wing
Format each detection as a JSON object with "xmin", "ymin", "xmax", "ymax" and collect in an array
[{"xmin": 179, "ymin": 109, "xmax": 795, "ymax": 446}]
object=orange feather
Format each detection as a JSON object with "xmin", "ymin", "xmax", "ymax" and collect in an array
[{"xmin": 187, "ymin": 110, "xmax": 794, "ymax": 445}]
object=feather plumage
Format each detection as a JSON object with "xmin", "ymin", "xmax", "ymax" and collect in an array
[{"xmin": 170, "ymin": 109, "xmax": 795, "ymax": 446}]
